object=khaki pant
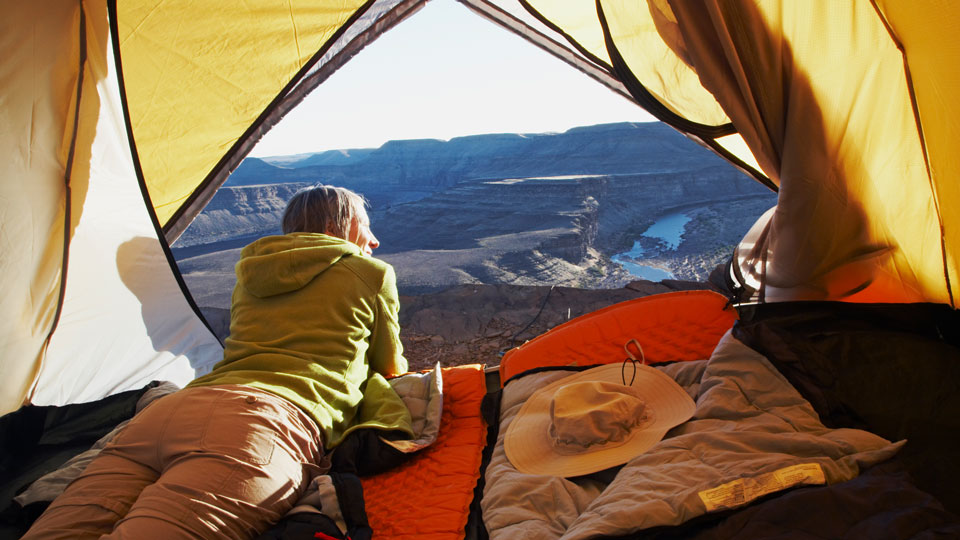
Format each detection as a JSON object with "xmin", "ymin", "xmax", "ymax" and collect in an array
[{"xmin": 23, "ymin": 385, "xmax": 326, "ymax": 539}]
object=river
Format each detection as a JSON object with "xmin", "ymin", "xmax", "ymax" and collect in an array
[{"xmin": 612, "ymin": 212, "xmax": 691, "ymax": 281}]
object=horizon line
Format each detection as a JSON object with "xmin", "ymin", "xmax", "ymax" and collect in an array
[{"xmin": 251, "ymin": 119, "xmax": 662, "ymax": 161}]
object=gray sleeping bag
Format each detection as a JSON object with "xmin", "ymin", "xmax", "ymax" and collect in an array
[{"xmin": 482, "ymin": 331, "xmax": 903, "ymax": 539}]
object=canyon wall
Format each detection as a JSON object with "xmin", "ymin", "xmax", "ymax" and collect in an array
[
  {"xmin": 227, "ymin": 122, "xmax": 733, "ymax": 191},
  {"xmin": 173, "ymin": 122, "xmax": 776, "ymax": 301}
]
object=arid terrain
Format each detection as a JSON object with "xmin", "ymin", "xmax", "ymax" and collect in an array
[
  {"xmin": 175, "ymin": 122, "xmax": 772, "ymax": 368},
  {"xmin": 199, "ymin": 278, "xmax": 723, "ymax": 371}
]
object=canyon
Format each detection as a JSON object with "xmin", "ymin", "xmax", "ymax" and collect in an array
[{"xmin": 173, "ymin": 122, "xmax": 776, "ymax": 353}]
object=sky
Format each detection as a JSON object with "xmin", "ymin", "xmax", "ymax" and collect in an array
[{"xmin": 248, "ymin": 0, "xmax": 656, "ymax": 158}]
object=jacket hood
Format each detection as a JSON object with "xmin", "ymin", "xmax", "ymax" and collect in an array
[{"xmin": 235, "ymin": 233, "xmax": 360, "ymax": 298}]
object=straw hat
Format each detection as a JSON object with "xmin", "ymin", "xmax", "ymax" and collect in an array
[{"xmin": 504, "ymin": 363, "xmax": 696, "ymax": 477}]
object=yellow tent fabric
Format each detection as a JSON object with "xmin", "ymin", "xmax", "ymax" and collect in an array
[
  {"xmin": 661, "ymin": 1, "xmax": 951, "ymax": 304},
  {"xmin": 0, "ymin": 3, "xmax": 77, "ymax": 414},
  {"xmin": 874, "ymin": 0, "xmax": 960, "ymax": 304},
  {"xmin": 0, "ymin": 0, "xmax": 226, "ymax": 415},
  {"xmin": 521, "ymin": 0, "xmax": 721, "ymax": 123},
  {"xmin": 2, "ymin": 0, "xmax": 958, "ymax": 415},
  {"xmin": 519, "ymin": 0, "xmax": 955, "ymax": 305},
  {"xmin": 0, "ymin": 0, "xmax": 403, "ymax": 414},
  {"xmin": 1, "ymin": 0, "xmax": 225, "ymax": 414},
  {"xmin": 117, "ymin": 0, "xmax": 370, "ymax": 228},
  {"xmin": 516, "ymin": 0, "xmax": 770, "ymax": 187}
]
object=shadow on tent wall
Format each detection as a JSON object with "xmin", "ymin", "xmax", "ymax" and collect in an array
[{"xmin": 117, "ymin": 236, "xmax": 211, "ymax": 371}]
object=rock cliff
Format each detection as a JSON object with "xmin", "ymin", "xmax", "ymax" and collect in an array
[
  {"xmin": 198, "ymin": 279, "xmax": 722, "ymax": 371},
  {"xmin": 227, "ymin": 122, "xmax": 732, "ymax": 191},
  {"xmin": 175, "ymin": 182, "xmax": 309, "ymax": 249},
  {"xmin": 367, "ymin": 169, "xmax": 771, "ymax": 292},
  {"xmin": 174, "ymin": 121, "xmax": 776, "ymax": 307}
]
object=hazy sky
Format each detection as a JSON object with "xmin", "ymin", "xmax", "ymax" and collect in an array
[{"xmin": 249, "ymin": 0, "xmax": 656, "ymax": 157}]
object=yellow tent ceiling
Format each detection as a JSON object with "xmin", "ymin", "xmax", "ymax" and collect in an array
[
  {"xmin": 497, "ymin": 0, "xmax": 957, "ymax": 305},
  {"xmin": 114, "ymin": 0, "xmax": 956, "ymax": 307},
  {"xmin": 2, "ymin": 0, "xmax": 958, "ymax": 416},
  {"xmin": 116, "ymin": 0, "xmax": 371, "ymax": 228},
  {"xmin": 875, "ymin": 0, "xmax": 960, "ymax": 304}
]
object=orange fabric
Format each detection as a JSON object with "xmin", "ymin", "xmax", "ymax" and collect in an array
[
  {"xmin": 362, "ymin": 364, "xmax": 487, "ymax": 540},
  {"xmin": 500, "ymin": 291, "xmax": 737, "ymax": 384}
]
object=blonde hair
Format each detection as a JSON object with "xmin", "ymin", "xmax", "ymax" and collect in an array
[{"xmin": 281, "ymin": 184, "xmax": 368, "ymax": 238}]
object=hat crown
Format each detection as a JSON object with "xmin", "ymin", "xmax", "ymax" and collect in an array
[
  {"xmin": 504, "ymin": 363, "xmax": 696, "ymax": 477},
  {"xmin": 548, "ymin": 381, "xmax": 654, "ymax": 455}
]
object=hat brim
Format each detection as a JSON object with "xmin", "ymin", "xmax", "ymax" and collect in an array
[{"xmin": 505, "ymin": 363, "xmax": 696, "ymax": 477}]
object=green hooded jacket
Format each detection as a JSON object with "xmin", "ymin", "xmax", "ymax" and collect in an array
[{"xmin": 188, "ymin": 233, "xmax": 412, "ymax": 447}]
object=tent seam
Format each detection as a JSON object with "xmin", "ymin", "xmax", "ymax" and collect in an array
[
  {"xmin": 868, "ymin": 0, "xmax": 954, "ymax": 307},
  {"xmin": 593, "ymin": 0, "xmax": 775, "ymax": 192},
  {"xmin": 458, "ymin": 0, "xmax": 634, "ymax": 103},
  {"xmin": 106, "ymin": 0, "xmax": 223, "ymax": 344},
  {"xmin": 288, "ymin": 1, "xmax": 302, "ymax": 62},
  {"xmin": 594, "ymin": 0, "xmax": 738, "ymax": 140},
  {"xmin": 31, "ymin": 2, "xmax": 86, "ymax": 403},
  {"xmin": 516, "ymin": 0, "xmax": 615, "ymax": 73},
  {"xmin": 692, "ymin": 132, "xmax": 776, "ymax": 193},
  {"xmin": 162, "ymin": 0, "xmax": 384, "ymax": 243}
]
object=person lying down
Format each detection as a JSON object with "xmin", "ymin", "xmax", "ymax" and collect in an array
[{"xmin": 23, "ymin": 184, "xmax": 413, "ymax": 539}]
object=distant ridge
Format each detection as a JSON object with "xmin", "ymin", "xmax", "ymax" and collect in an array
[
  {"xmin": 178, "ymin": 120, "xmax": 775, "ymax": 302},
  {"xmin": 283, "ymin": 148, "xmax": 377, "ymax": 168},
  {"xmin": 227, "ymin": 122, "xmax": 729, "ymax": 190}
]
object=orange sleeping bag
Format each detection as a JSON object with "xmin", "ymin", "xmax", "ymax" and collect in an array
[
  {"xmin": 362, "ymin": 364, "xmax": 487, "ymax": 540},
  {"xmin": 500, "ymin": 290, "xmax": 737, "ymax": 384}
]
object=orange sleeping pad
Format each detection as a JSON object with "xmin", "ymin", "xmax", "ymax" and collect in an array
[
  {"xmin": 362, "ymin": 364, "xmax": 487, "ymax": 540},
  {"xmin": 500, "ymin": 290, "xmax": 737, "ymax": 384}
]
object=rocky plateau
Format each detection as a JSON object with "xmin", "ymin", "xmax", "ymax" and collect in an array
[{"xmin": 174, "ymin": 122, "xmax": 776, "ymax": 367}]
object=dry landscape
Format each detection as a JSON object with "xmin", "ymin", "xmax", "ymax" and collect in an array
[
  {"xmin": 178, "ymin": 122, "xmax": 770, "ymax": 369},
  {"xmin": 199, "ymin": 277, "xmax": 723, "ymax": 372}
]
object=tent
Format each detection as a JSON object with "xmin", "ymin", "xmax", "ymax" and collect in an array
[{"xmin": 2, "ymin": 0, "xmax": 958, "ymax": 521}]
